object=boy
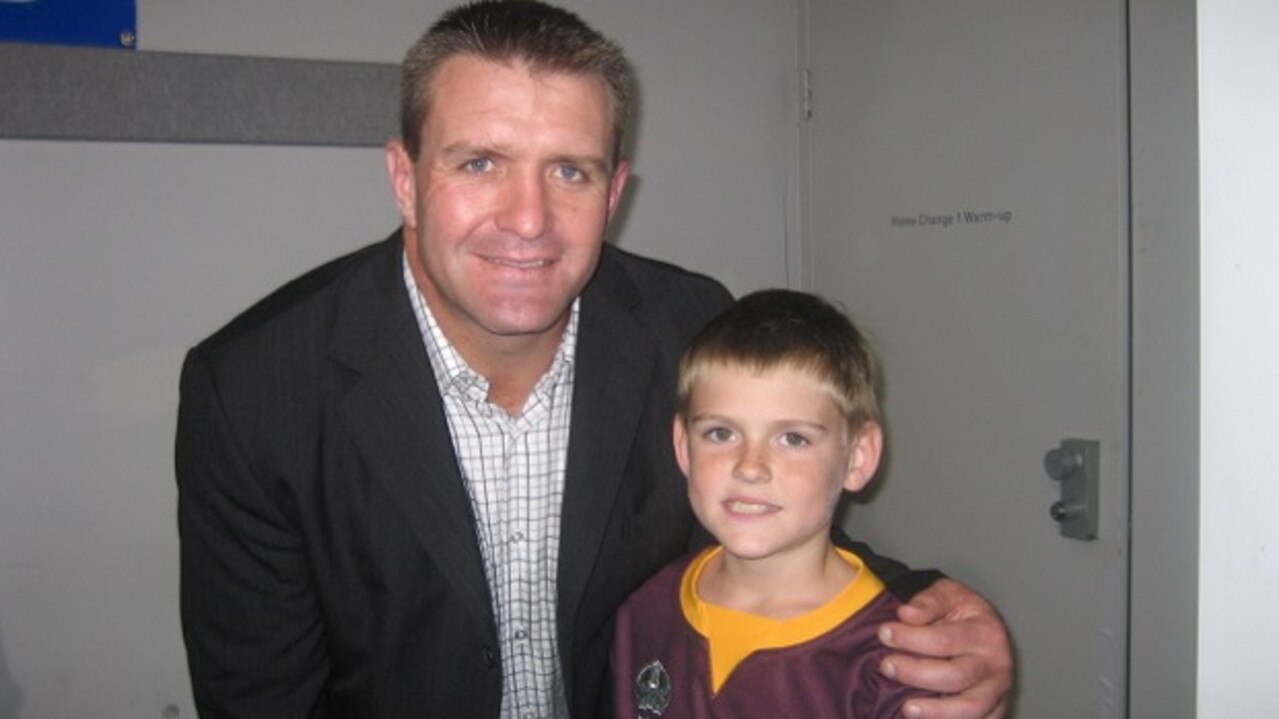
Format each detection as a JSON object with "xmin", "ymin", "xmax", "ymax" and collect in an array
[{"xmin": 612, "ymin": 289, "xmax": 931, "ymax": 717}]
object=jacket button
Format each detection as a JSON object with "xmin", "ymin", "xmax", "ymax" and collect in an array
[{"xmin": 481, "ymin": 645, "xmax": 496, "ymax": 668}]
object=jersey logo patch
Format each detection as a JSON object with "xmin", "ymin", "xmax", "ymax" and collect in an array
[{"xmin": 635, "ymin": 660, "xmax": 672, "ymax": 715}]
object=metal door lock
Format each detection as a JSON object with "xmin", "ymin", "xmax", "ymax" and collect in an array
[{"xmin": 1042, "ymin": 439, "xmax": 1099, "ymax": 540}]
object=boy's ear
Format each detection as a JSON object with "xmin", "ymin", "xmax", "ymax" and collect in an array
[
  {"xmin": 672, "ymin": 415, "xmax": 692, "ymax": 478},
  {"xmin": 844, "ymin": 422, "xmax": 883, "ymax": 492}
]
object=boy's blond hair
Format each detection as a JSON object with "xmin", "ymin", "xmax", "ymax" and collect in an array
[{"xmin": 677, "ymin": 289, "xmax": 881, "ymax": 429}]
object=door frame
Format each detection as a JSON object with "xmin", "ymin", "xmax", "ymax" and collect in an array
[{"xmin": 1127, "ymin": 0, "xmax": 1199, "ymax": 716}]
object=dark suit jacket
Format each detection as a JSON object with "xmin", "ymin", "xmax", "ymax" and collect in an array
[
  {"xmin": 176, "ymin": 233, "xmax": 916, "ymax": 718},
  {"xmin": 177, "ymin": 233, "xmax": 739, "ymax": 718}
]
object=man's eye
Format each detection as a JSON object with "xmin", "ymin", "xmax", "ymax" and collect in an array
[
  {"xmin": 555, "ymin": 164, "xmax": 584, "ymax": 182},
  {"xmin": 463, "ymin": 157, "xmax": 493, "ymax": 173}
]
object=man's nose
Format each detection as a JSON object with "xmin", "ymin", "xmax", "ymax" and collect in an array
[{"xmin": 495, "ymin": 172, "xmax": 551, "ymax": 240}]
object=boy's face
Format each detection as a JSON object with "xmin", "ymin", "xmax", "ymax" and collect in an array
[{"xmin": 674, "ymin": 365, "xmax": 882, "ymax": 567}]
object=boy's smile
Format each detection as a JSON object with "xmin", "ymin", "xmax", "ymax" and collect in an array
[{"xmin": 724, "ymin": 500, "xmax": 780, "ymax": 516}]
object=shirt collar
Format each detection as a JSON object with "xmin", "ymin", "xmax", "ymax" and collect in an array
[{"xmin": 402, "ymin": 251, "xmax": 579, "ymax": 406}]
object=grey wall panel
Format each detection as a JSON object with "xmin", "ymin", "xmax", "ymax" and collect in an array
[
  {"xmin": 0, "ymin": 139, "xmax": 395, "ymax": 718},
  {"xmin": 0, "ymin": 43, "xmax": 397, "ymax": 145}
]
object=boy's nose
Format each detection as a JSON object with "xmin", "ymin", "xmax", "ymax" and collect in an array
[{"xmin": 732, "ymin": 445, "xmax": 771, "ymax": 483}]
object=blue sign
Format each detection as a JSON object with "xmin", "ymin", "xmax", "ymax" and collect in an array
[{"xmin": 0, "ymin": 0, "xmax": 137, "ymax": 49}]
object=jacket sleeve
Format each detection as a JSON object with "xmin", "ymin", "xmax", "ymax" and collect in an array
[
  {"xmin": 175, "ymin": 349, "xmax": 330, "ymax": 718},
  {"xmin": 832, "ymin": 527, "xmax": 944, "ymax": 602}
]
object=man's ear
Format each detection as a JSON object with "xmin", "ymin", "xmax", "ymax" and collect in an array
[
  {"xmin": 843, "ymin": 422, "xmax": 883, "ymax": 492},
  {"xmin": 385, "ymin": 140, "xmax": 418, "ymax": 230},
  {"xmin": 672, "ymin": 415, "xmax": 692, "ymax": 478},
  {"xmin": 605, "ymin": 159, "xmax": 630, "ymax": 222}
]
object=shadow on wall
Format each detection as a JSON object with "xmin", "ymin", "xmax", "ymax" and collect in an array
[{"xmin": 0, "ymin": 623, "xmax": 20, "ymax": 719}]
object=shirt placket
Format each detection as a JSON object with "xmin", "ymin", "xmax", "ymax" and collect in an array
[
  {"xmin": 501, "ymin": 417, "xmax": 538, "ymax": 718},
  {"xmin": 491, "ymin": 395, "xmax": 559, "ymax": 719}
]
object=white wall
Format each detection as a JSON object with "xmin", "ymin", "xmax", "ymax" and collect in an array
[
  {"xmin": 1198, "ymin": 0, "xmax": 1279, "ymax": 714},
  {"xmin": 0, "ymin": 3, "xmax": 799, "ymax": 717}
]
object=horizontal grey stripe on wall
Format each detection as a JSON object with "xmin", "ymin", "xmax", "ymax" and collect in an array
[{"xmin": 0, "ymin": 43, "xmax": 399, "ymax": 146}]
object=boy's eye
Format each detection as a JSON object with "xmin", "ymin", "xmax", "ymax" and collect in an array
[
  {"xmin": 702, "ymin": 427, "xmax": 734, "ymax": 443},
  {"xmin": 779, "ymin": 432, "xmax": 810, "ymax": 448},
  {"xmin": 462, "ymin": 157, "xmax": 494, "ymax": 173}
]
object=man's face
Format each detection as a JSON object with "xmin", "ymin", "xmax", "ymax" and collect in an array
[{"xmin": 387, "ymin": 55, "xmax": 629, "ymax": 356}]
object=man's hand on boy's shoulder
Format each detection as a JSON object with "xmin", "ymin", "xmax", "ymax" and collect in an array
[{"xmin": 877, "ymin": 578, "xmax": 1014, "ymax": 719}]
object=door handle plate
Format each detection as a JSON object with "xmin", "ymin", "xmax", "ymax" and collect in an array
[{"xmin": 1042, "ymin": 439, "xmax": 1099, "ymax": 541}]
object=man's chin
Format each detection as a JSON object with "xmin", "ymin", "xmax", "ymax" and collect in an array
[{"xmin": 479, "ymin": 308, "xmax": 572, "ymax": 340}]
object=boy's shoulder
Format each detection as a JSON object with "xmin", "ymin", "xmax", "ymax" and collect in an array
[
  {"xmin": 615, "ymin": 548, "xmax": 710, "ymax": 636},
  {"xmin": 620, "ymin": 551, "xmax": 697, "ymax": 613}
]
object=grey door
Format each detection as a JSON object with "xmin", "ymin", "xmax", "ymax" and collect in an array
[{"xmin": 805, "ymin": 1, "xmax": 1130, "ymax": 716}]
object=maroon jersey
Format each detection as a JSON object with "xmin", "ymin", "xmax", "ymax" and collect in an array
[{"xmin": 612, "ymin": 549, "xmax": 930, "ymax": 718}]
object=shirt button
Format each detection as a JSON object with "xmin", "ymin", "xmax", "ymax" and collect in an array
[
  {"xmin": 480, "ymin": 644, "xmax": 496, "ymax": 668},
  {"xmin": 514, "ymin": 629, "xmax": 528, "ymax": 640},
  {"xmin": 510, "ymin": 531, "xmax": 525, "ymax": 544}
]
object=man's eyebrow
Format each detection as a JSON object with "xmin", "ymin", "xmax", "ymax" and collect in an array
[
  {"xmin": 552, "ymin": 153, "xmax": 611, "ymax": 174},
  {"xmin": 438, "ymin": 142, "xmax": 510, "ymax": 161}
]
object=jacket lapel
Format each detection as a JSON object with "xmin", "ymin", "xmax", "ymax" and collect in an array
[
  {"xmin": 557, "ymin": 251, "xmax": 656, "ymax": 627},
  {"xmin": 328, "ymin": 237, "xmax": 494, "ymax": 633}
]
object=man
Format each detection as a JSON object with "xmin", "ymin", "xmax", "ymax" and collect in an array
[{"xmin": 176, "ymin": 2, "xmax": 1012, "ymax": 717}]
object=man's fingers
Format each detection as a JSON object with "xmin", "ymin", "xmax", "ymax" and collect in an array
[
  {"xmin": 880, "ymin": 578, "xmax": 1014, "ymax": 718},
  {"xmin": 896, "ymin": 591, "xmax": 945, "ymax": 625},
  {"xmin": 897, "ymin": 694, "xmax": 1011, "ymax": 719},
  {"xmin": 896, "ymin": 578, "xmax": 994, "ymax": 626},
  {"xmin": 879, "ymin": 617, "xmax": 994, "ymax": 660},
  {"xmin": 879, "ymin": 617, "xmax": 1014, "ymax": 718},
  {"xmin": 880, "ymin": 650, "xmax": 987, "ymax": 695},
  {"xmin": 983, "ymin": 698, "xmax": 1011, "ymax": 719}
]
